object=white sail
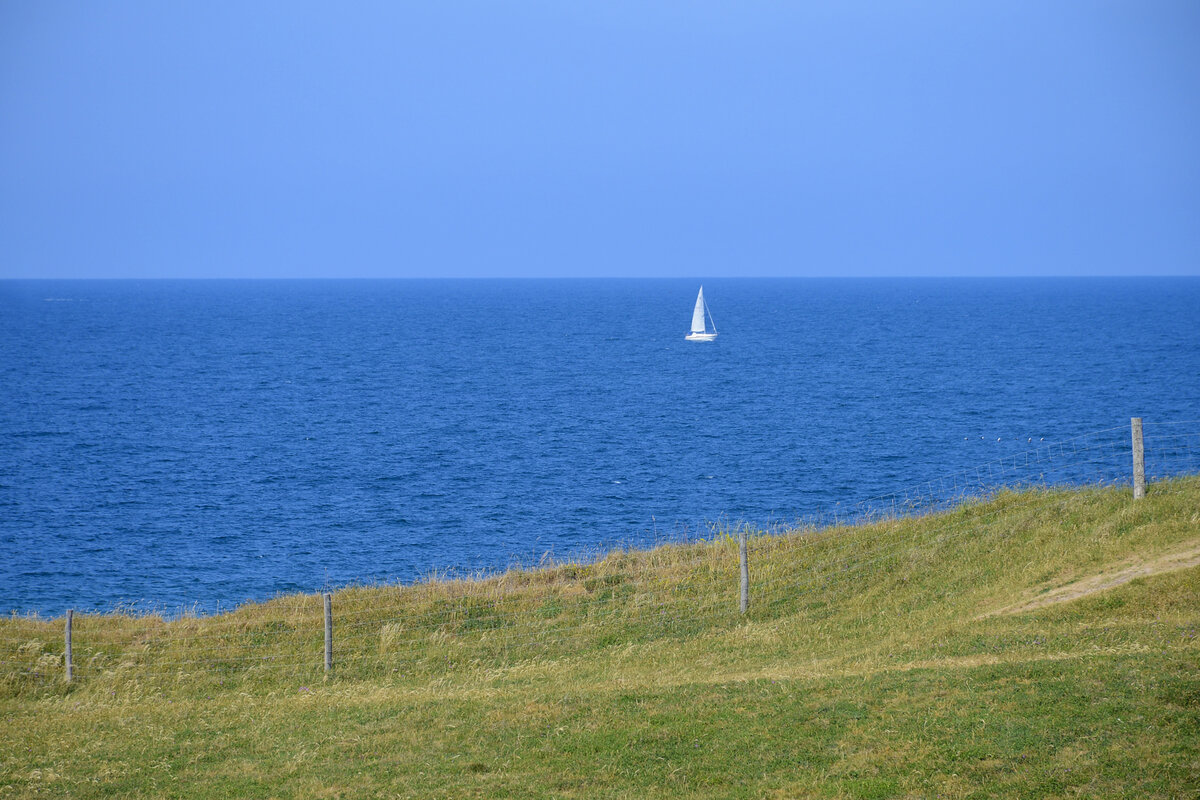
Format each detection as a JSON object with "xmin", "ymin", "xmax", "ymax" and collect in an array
[{"xmin": 690, "ymin": 287, "xmax": 707, "ymax": 334}]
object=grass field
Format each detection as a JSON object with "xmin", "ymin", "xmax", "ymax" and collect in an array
[{"xmin": 3, "ymin": 478, "xmax": 1198, "ymax": 798}]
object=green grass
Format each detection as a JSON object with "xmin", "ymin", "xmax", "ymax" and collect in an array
[{"xmin": 2, "ymin": 479, "xmax": 1198, "ymax": 798}]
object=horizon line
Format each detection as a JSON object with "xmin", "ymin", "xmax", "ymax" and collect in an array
[{"xmin": 3, "ymin": 274, "xmax": 1198, "ymax": 282}]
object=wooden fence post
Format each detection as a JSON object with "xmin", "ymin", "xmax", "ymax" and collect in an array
[
  {"xmin": 1132, "ymin": 417, "xmax": 1146, "ymax": 500},
  {"xmin": 323, "ymin": 593, "xmax": 333, "ymax": 674},
  {"xmin": 739, "ymin": 529, "xmax": 749, "ymax": 615},
  {"xmin": 64, "ymin": 609, "xmax": 73, "ymax": 684}
]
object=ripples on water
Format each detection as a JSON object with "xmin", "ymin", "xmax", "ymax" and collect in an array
[{"xmin": 1, "ymin": 278, "xmax": 1197, "ymax": 615}]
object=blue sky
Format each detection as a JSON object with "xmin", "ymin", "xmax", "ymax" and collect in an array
[{"xmin": 2, "ymin": 1, "xmax": 1198, "ymax": 278}]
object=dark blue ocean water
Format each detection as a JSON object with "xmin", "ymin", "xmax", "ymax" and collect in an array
[{"xmin": 2, "ymin": 278, "xmax": 1198, "ymax": 616}]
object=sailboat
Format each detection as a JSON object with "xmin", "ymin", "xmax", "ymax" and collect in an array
[{"xmin": 685, "ymin": 286, "xmax": 718, "ymax": 341}]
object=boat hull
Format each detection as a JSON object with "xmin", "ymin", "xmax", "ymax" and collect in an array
[{"xmin": 685, "ymin": 332, "xmax": 718, "ymax": 341}]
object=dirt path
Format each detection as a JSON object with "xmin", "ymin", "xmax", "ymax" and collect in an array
[{"xmin": 984, "ymin": 538, "xmax": 1200, "ymax": 617}]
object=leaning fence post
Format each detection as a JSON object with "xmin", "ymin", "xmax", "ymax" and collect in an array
[
  {"xmin": 739, "ymin": 529, "xmax": 749, "ymax": 615},
  {"xmin": 323, "ymin": 593, "xmax": 333, "ymax": 674},
  {"xmin": 1131, "ymin": 417, "xmax": 1146, "ymax": 500},
  {"xmin": 64, "ymin": 609, "xmax": 73, "ymax": 684}
]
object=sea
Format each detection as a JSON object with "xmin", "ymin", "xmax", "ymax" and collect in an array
[{"xmin": 2, "ymin": 278, "xmax": 1198, "ymax": 617}]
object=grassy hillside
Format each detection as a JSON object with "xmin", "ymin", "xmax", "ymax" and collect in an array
[{"xmin": 3, "ymin": 478, "xmax": 1198, "ymax": 798}]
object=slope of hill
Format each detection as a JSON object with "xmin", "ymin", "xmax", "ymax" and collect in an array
[{"xmin": 3, "ymin": 478, "xmax": 1198, "ymax": 798}]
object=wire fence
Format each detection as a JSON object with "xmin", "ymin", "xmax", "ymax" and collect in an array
[{"xmin": 2, "ymin": 418, "xmax": 1197, "ymax": 693}]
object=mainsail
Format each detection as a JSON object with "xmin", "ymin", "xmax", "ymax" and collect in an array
[{"xmin": 691, "ymin": 287, "xmax": 707, "ymax": 335}]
